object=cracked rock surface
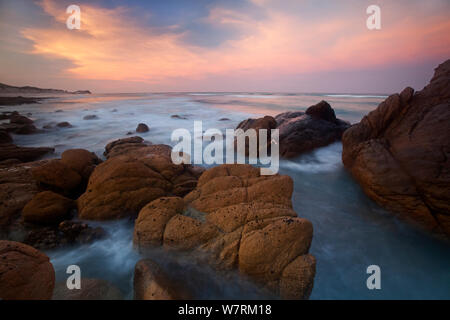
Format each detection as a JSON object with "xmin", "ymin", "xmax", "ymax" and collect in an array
[
  {"xmin": 134, "ymin": 164, "xmax": 316, "ymax": 300},
  {"xmin": 342, "ymin": 59, "xmax": 450, "ymax": 238}
]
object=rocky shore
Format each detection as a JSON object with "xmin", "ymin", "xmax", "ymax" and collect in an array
[
  {"xmin": 0, "ymin": 130, "xmax": 316, "ymax": 299},
  {"xmin": 1, "ymin": 59, "xmax": 449, "ymax": 299},
  {"xmin": 342, "ymin": 59, "xmax": 450, "ymax": 238}
]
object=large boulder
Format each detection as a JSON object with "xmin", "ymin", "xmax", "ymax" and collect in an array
[
  {"xmin": 134, "ymin": 259, "xmax": 190, "ymax": 300},
  {"xmin": 52, "ymin": 278, "xmax": 123, "ymax": 300},
  {"xmin": 77, "ymin": 141, "xmax": 201, "ymax": 220},
  {"xmin": 133, "ymin": 164, "xmax": 316, "ymax": 299},
  {"xmin": 22, "ymin": 191, "xmax": 74, "ymax": 224},
  {"xmin": 0, "ymin": 160, "xmax": 44, "ymax": 228},
  {"xmin": 236, "ymin": 101, "xmax": 349, "ymax": 158},
  {"xmin": 342, "ymin": 59, "xmax": 450, "ymax": 237},
  {"xmin": 61, "ymin": 148, "xmax": 102, "ymax": 181},
  {"xmin": 31, "ymin": 159, "xmax": 82, "ymax": 193},
  {"xmin": 0, "ymin": 240, "xmax": 55, "ymax": 299}
]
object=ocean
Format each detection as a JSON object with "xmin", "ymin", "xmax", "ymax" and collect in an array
[{"xmin": 3, "ymin": 92, "xmax": 450, "ymax": 299}]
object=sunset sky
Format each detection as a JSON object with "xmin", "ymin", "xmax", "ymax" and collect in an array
[{"xmin": 0, "ymin": 0, "xmax": 449, "ymax": 93}]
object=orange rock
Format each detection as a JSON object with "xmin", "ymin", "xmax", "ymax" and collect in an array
[
  {"xmin": 22, "ymin": 191, "xmax": 74, "ymax": 224},
  {"xmin": 133, "ymin": 164, "xmax": 315, "ymax": 299},
  {"xmin": 0, "ymin": 240, "xmax": 55, "ymax": 300}
]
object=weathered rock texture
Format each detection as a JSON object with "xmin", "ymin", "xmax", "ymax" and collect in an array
[
  {"xmin": 134, "ymin": 164, "xmax": 316, "ymax": 300},
  {"xmin": 0, "ymin": 161, "xmax": 44, "ymax": 228},
  {"xmin": 342, "ymin": 59, "xmax": 450, "ymax": 237},
  {"xmin": 236, "ymin": 101, "xmax": 350, "ymax": 158},
  {"xmin": 78, "ymin": 138, "xmax": 202, "ymax": 220},
  {"xmin": 22, "ymin": 191, "xmax": 74, "ymax": 224},
  {"xmin": 0, "ymin": 240, "xmax": 55, "ymax": 300}
]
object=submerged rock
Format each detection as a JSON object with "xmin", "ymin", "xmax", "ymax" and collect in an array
[
  {"xmin": 134, "ymin": 259, "xmax": 191, "ymax": 300},
  {"xmin": 133, "ymin": 164, "xmax": 316, "ymax": 300},
  {"xmin": 56, "ymin": 121, "xmax": 72, "ymax": 128},
  {"xmin": 0, "ymin": 240, "xmax": 55, "ymax": 300},
  {"xmin": 136, "ymin": 123, "xmax": 150, "ymax": 133},
  {"xmin": 342, "ymin": 59, "xmax": 450, "ymax": 238},
  {"xmin": 83, "ymin": 114, "xmax": 98, "ymax": 120},
  {"xmin": 53, "ymin": 278, "xmax": 123, "ymax": 300}
]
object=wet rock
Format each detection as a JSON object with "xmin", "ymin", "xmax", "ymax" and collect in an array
[
  {"xmin": 56, "ymin": 121, "xmax": 72, "ymax": 128},
  {"xmin": 0, "ymin": 129, "xmax": 12, "ymax": 143},
  {"xmin": 171, "ymin": 114, "xmax": 188, "ymax": 120},
  {"xmin": 134, "ymin": 259, "xmax": 191, "ymax": 300},
  {"xmin": 52, "ymin": 278, "xmax": 123, "ymax": 300},
  {"xmin": 0, "ymin": 160, "xmax": 44, "ymax": 228},
  {"xmin": 219, "ymin": 118, "xmax": 230, "ymax": 121},
  {"xmin": 342, "ymin": 59, "xmax": 450, "ymax": 238},
  {"xmin": 0, "ymin": 240, "xmax": 55, "ymax": 300},
  {"xmin": 31, "ymin": 159, "xmax": 82, "ymax": 193},
  {"xmin": 77, "ymin": 145, "xmax": 199, "ymax": 220},
  {"xmin": 236, "ymin": 101, "xmax": 349, "ymax": 158},
  {"xmin": 22, "ymin": 191, "xmax": 74, "ymax": 224},
  {"xmin": 22, "ymin": 220, "xmax": 105, "ymax": 250},
  {"xmin": 134, "ymin": 164, "xmax": 316, "ymax": 299},
  {"xmin": 10, "ymin": 114, "xmax": 33, "ymax": 125},
  {"xmin": 136, "ymin": 123, "xmax": 150, "ymax": 133},
  {"xmin": 0, "ymin": 144, "xmax": 53, "ymax": 163},
  {"xmin": 83, "ymin": 114, "xmax": 98, "ymax": 120},
  {"xmin": 103, "ymin": 136, "xmax": 145, "ymax": 158},
  {"xmin": 61, "ymin": 148, "xmax": 102, "ymax": 181}
]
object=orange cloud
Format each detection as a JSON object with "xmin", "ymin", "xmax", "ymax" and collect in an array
[{"xmin": 20, "ymin": 0, "xmax": 450, "ymax": 87}]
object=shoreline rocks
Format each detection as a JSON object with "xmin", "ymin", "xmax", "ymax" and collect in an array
[
  {"xmin": 236, "ymin": 101, "xmax": 350, "ymax": 158},
  {"xmin": 78, "ymin": 139, "xmax": 202, "ymax": 220},
  {"xmin": 133, "ymin": 164, "xmax": 316, "ymax": 299},
  {"xmin": 342, "ymin": 59, "xmax": 450, "ymax": 238}
]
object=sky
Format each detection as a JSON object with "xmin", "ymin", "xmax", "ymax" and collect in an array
[{"xmin": 0, "ymin": 0, "xmax": 449, "ymax": 93}]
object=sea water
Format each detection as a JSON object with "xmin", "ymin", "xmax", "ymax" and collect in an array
[{"xmin": 3, "ymin": 92, "xmax": 449, "ymax": 299}]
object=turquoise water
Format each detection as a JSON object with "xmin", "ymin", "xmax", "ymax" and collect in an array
[{"xmin": 4, "ymin": 92, "xmax": 449, "ymax": 299}]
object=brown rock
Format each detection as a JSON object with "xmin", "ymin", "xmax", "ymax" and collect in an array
[
  {"xmin": 236, "ymin": 101, "xmax": 349, "ymax": 158},
  {"xmin": 342, "ymin": 59, "xmax": 450, "ymax": 238},
  {"xmin": 56, "ymin": 121, "xmax": 72, "ymax": 128},
  {"xmin": 22, "ymin": 191, "xmax": 74, "ymax": 224},
  {"xmin": 0, "ymin": 143, "xmax": 54, "ymax": 162},
  {"xmin": 136, "ymin": 123, "xmax": 149, "ymax": 133},
  {"xmin": 31, "ymin": 159, "xmax": 82, "ymax": 192},
  {"xmin": 0, "ymin": 240, "xmax": 55, "ymax": 300},
  {"xmin": 77, "ymin": 146, "xmax": 199, "ymax": 220},
  {"xmin": 133, "ymin": 164, "xmax": 315, "ymax": 299},
  {"xmin": 61, "ymin": 148, "xmax": 101, "ymax": 180},
  {"xmin": 52, "ymin": 278, "xmax": 123, "ymax": 300},
  {"xmin": 134, "ymin": 259, "xmax": 190, "ymax": 300},
  {"xmin": 0, "ymin": 160, "xmax": 44, "ymax": 228}
]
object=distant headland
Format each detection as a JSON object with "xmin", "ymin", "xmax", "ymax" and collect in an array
[
  {"xmin": 0, "ymin": 83, "xmax": 91, "ymax": 105},
  {"xmin": 0, "ymin": 83, "xmax": 91, "ymax": 95}
]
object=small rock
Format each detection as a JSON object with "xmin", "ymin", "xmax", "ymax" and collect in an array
[
  {"xmin": 136, "ymin": 123, "xmax": 149, "ymax": 133},
  {"xmin": 83, "ymin": 114, "xmax": 98, "ymax": 120}
]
